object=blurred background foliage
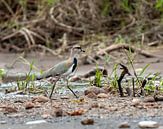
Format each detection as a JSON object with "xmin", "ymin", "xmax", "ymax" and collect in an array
[{"xmin": 0, "ymin": 0, "xmax": 162, "ymax": 53}]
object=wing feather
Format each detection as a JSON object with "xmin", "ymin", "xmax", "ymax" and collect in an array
[{"xmin": 37, "ymin": 59, "xmax": 73, "ymax": 80}]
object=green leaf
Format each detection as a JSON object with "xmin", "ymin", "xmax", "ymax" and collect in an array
[
  {"xmin": 47, "ymin": 0, "xmax": 59, "ymax": 6},
  {"xmin": 139, "ymin": 64, "xmax": 150, "ymax": 76},
  {"xmin": 155, "ymin": 0, "xmax": 163, "ymax": 12},
  {"xmin": 0, "ymin": 68, "xmax": 6, "ymax": 78},
  {"xmin": 121, "ymin": 0, "xmax": 133, "ymax": 13}
]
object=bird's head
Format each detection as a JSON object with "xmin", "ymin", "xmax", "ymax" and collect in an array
[{"xmin": 70, "ymin": 45, "xmax": 85, "ymax": 58}]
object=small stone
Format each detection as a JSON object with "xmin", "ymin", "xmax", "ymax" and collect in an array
[
  {"xmin": 119, "ymin": 122, "xmax": 130, "ymax": 128},
  {"xmin": 0, "ymin": 121, "xmax": 7, "ymax": 124},
  {"xmin": 25, "ymin": 102, "xmax": 35, "ymax": 109},
  {"xmin": 81, "ymin": 118, "xmax": 94, "ymax": 125},
  {"xmin": 54, "ymin": 108, "xmax": 63, "ymax": 117},
  {"xmin": 33, "ymin": 96, "xmax": 49, "ymax": 103},
  {"xmin": 132, "ymin": 98, "xmax": 141, "ymax": 106},
  {"xmin": 97, "ymin": 93, "xmax": 108, "ymax": 98},
  {"xmin": 7, "ymin": 113, "xmax": 24, "ymax": 118},
  {"xmin": 91, "ymin": 103, "xmax": 99, "ymax": 108},
  {"xmin": 138, "ymin": 121, "xmax": 159, "ymax": 128},
  {"xmin": 3, "ymin": 106, "xmax": 18, "ymax": 114},
  {"xmin": 41, "ymin": 113, "xmax": 52, "ymax": 119},
  {"xmin": 26, "ymin": 120, "xmax": 47, "ymax": 125},
  {"xmin": 109, "ymin": 107, "xmax": 118, "ymax": 111},
  {"xmin": 67, "ymin": 109, "xmax": 86, "ymax": 116},
  {"xmin": 137, "ymin": 105, "xmax": 144, "ymax": 109},
  {"xmin": 99, "ymin": 104, "xmax": 105, "ymax": 108},
  {"xmin": 143, "ymin": 97, "xmax": 155, "ymax": 103},
  {"xmin": 70, "ymin": 76, "xmax": 81, "ymax": 82},
  {"xmin": 60, "ymin": 96, "xmax": 70, "ymax": 99},
  {"xmin": 86, "ymin": 92, "xmax": 97, "ymax": 98},
  {"xmin": 84, "ymin": 86, "xmax": 106, "ymax": 95},
  {"xmin": 34, "ymin": 102, "xmax": 42, "ymax": 108}
]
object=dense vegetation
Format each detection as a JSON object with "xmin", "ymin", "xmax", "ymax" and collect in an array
[{"xmin": 0, "ymin": 0, "xmax": 163, "ymax": 53}]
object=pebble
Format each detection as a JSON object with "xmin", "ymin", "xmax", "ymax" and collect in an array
[
  {"xmin": 3, "ymin": 106, "xmax": 18, "ymax": 114},
  {"xmin": 86, "ymin": 92, "xmax": 97, "ymax": 98},
  {"xmin": 33, "ymin": 96, "xmax": 49, "ymax": 103},
  {"xmin": 54, "ymin": 108, "xmax": 63, "ymax": 117},
  {"xmin": 97, "ymin": 93, "xmax": 108, "ymax": 98},
  {"xmin": 91, "ymin": 103, "xmax": 99, "ymax": 108},
  {"xmin": 81, "ymin": 118, "xmax": 94, "ymax": 125},
  {"xmin": 84, "ymin": 86, "xmax": 106, "ymax": 95},
  {"xmin": 0, "ymin": 121, "xmax": 7, "ymax": 124},
  {"xmin": 143, "ymin": 97, "xmax": 155, "ymax": 103},
  {"xmin": 118, "ymin": 122, "xmax": 130, "ymax": 128},
  {"xmin": 60, "ymin": 96, "xmax": 70, "ymax": 99},
  {"xmin": 138, "ymin": 121, "xmax": 159, "ymax": 128},
  {"xmin": 132, "ymin": 98, "xmax": 141, "ymax": 106},
  {"xmin": 8, "ymin": 113, "xmax": 24, "ymax": 118},
  {"xmin": 26, "ymin": 120, "xmax": 47, "ymax": 125},
  {"xmin": 25, "ymin": 102, "xmax": 35, "ymax": 109},
  {"xmin": 68, "ymin": 109, "xmax": 86, "ymax": 116},
  {"xmin": 41, "ymin": 113, "xmax": 52, "ymax": 119}
]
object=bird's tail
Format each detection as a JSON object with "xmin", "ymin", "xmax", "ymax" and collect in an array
[
  {"xmin": 35, "ymin": 71, "xmax": 52, "ymax": 80},
  {"xmin": 2, "ymin": 73, "xmax": 43, "ymax": 83}
]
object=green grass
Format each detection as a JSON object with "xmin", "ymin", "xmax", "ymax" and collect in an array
[
  {"xmin": 120, "ymin": 0, "xmax": 133, "ymax": 13},
  {"xmin": 155, "ymin": 0, "xmax": 163, "ymax": 13},
  {"xmin": 101, "ymin": 0, "xmax": 110, "ymax": 16},
  {"xmin": 0, "ymin": 69, "xmax": 6, "ymax": 80},
  {"xmin": 95, "ymin": 66, "xmax": 103, "ymax": 87},
  {"xmin": 109, "ymin": 64, "xmax": 119, "ymax": 89}
]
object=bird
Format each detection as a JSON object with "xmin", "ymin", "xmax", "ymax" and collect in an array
[{"xmin": 36, "ymin": 45, "xmax": 85, "ymax": 98}]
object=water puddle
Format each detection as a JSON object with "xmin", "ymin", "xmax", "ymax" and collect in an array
[
  {"xmin": 0, "ymin": 75, "xmax": 162, "ymax": 99},
  {"xmin": 0, "ymin": 79, "xmax": 90, "ymax": 99}
]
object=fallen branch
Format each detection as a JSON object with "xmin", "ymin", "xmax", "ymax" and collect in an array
[
  {"xmin": 82, "ymin": 66, "xmax": 108, "ymax": 78},
  {"xmin": 96, "ymin": 44, "xmax": 156, "ymax": 58},
  {"xmin": 29, "ymin": 44, "xmax": 58, "ymax": 56}
]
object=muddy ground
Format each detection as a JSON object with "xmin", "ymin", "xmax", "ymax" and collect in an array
[{"xmin": 0, "ymin": 48, "xmax": 163, "ymax": 129}]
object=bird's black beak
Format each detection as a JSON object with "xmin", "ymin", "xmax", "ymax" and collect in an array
[{"xmin": 80, "ymin": 48, "xmax": 85, "ymax": 52}]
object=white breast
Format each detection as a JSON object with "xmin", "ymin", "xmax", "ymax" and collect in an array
[{"xmin": 62, "ymin": 64, "xmax": 76, "ymax": 77}]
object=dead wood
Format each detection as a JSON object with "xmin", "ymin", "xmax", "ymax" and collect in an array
[
  {"xmin": 1, "ymin": 0, "xmax": 162, "ymax": 54},
  {"xmin": 49, "ymin": 5, "xmax": 84, "ymax": 36},
  {"xmin": 82, "ymin": 67, "xmax": 108, "ymax": 78},
  {"xmin": 96, "ymin": 44, "xmax": 156, "ymax": 58}
]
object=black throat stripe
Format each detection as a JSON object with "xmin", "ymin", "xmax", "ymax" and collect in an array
[{"xmin": 72, "ymin": 58, "xmax": 77, "ymax": 72}]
